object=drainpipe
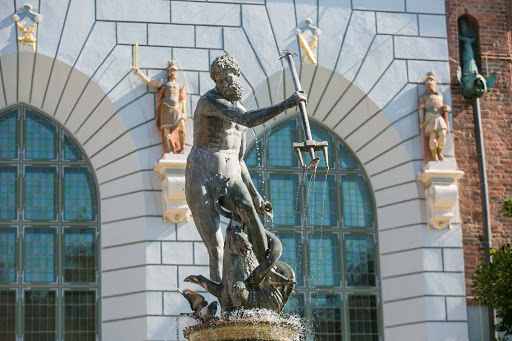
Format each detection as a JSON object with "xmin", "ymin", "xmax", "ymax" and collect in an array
[{"xmin": 471, "ymin": 96, "xmax": 497, "ymax": 340}]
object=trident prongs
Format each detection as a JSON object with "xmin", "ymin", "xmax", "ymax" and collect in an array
[
  {"xmin": 281, "ymin": 48, "xmax": 329, "ymax": 172},
  {"xmin": 322, "ymin": 145, "xmax": 329, "ymax": 172},
  {"xmin": 279, "ymin": 49, "xmax": 298, "ymax": 61},
  {"xmin": 293, "ymin": 140, "xmax": 328, "ymax": 171}
]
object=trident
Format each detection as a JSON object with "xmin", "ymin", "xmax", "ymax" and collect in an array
[{"xmin": 280, "ymin": 49, "xmax": 329, "ymax": 171}]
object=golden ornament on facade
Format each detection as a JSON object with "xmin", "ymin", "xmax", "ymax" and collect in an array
[
  {"xmin": 16, "ymin": 21, "xmax": 37, "ymax": 51},
  {"xmin": 12, "ymin": 4, "xmax": 42, "ymax": 52},
  {"xmin": 296, "ymin": 19, "xmax": 320, "ymax": 64}
]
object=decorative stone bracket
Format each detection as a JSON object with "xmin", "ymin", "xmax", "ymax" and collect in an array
[
  {"xmin": 418, "ymin": 161, "xmax": 464, "ymax": 230},
  {"xmin": 153, "ymin": 153, "xmax": 191, "ymax": 224}
]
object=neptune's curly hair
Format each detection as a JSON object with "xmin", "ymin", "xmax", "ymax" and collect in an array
[{"xmin": 210, "ymin": 55, "xmax": 241, "ymax": 81}]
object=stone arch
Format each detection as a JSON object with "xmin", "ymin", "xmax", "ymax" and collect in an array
[
  {"xmin": 0, "ymin": 51, "xmax": 164, "ymax": 223},
  {"xmin": 0, "ymin": 102, "xmax": 102, "ymax": 339},
  {"xmin": 244, "ymin": 63, "xmax": 425, "ymax": 221}
]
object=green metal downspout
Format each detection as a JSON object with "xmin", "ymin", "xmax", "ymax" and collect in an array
[{"xmin": 471, "ymin": 96, "xmax": 497, "ymax": 340}]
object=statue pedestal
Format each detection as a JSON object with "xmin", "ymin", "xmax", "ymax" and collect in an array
[
  {"xmin": 417, "ymin": 160, "xmax": 464, "ymax": 230},
  {"xmin": 153, "ymin": 153, "xmax": 190, "ymax": 223},
  {"xmin": 184, "ymin": 319, "xmax": 302, "ymax": 341}
]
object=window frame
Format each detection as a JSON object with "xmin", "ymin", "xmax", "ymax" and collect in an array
[
  {"xmin": 0, "ymin": 104, "xmax": 101, "ymax": 341},
  {"xmin": 245, "ymin": 115, "xmax": 383, "ymax": 340}
]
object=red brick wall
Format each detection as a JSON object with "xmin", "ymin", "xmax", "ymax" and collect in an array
[{"xmin": 445, "ymin": 0, "xmax": 512, "ymax": 300}]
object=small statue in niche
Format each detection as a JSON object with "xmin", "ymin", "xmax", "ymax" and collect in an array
[
  {"xmin": 134, "ymin": 60, "xmax": 187, "ymax": 154},
  {"xmin": 457, "ymin": 16, "xmax": 496, "ymax": 99},
  {"xmin": 418, "ymin": 73, "xmax": 450, "ymax": 162}
]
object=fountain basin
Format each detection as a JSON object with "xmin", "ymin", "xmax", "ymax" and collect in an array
[{"xmin": 183, "ymin": 318, "xmax": 302, "ymax": 341}]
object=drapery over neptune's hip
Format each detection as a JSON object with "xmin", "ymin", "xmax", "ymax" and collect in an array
[{"xmin": 186, "ymin": 146, "xmax": 243, "ymax": 182}]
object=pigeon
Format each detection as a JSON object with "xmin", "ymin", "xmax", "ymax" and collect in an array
[{"xmin": 177, "ymin": 288, "xmax": 218, "ymax": 323}]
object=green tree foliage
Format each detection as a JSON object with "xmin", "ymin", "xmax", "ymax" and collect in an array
[
  {"xmin": 472, "ymin": 243, "xmax": 512, "ymax": 339},
  {"xmin": 502, "ymin": 198, "xmax": 512, "ymax": 218}
]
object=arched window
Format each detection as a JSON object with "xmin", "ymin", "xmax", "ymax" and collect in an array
[
  {"xmin": 0, "ymin": 105, "xmax": 99, "ymax": 340},
  {"xmin": 245, "ymin": 117, "xmax": 382, "ymax": 340}
]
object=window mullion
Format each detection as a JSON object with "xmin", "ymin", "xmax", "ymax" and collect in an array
[{"xmin": 57, "ymin": 226, "xmax": 62, "ymax": 341}]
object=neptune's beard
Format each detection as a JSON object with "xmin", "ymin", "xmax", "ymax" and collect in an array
[{"xmin": 220, "ymin": 80, "xmax": 243, "ymax": 102}]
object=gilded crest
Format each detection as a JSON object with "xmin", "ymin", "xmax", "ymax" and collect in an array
[
  {"xmin": 296, "ymin": 19, "xmax": 320, "ymax": 64},
  {"xmin": 12, "ymin": 4, "xmax": 43, "ymax": 52}
]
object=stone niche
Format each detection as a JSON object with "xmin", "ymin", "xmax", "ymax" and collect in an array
[
  {"xmin": 418, "ymin": 160, "xmax": 464, "ymax": 230},
  {"xmin": 153, "ymin": 153, "xmax": 191, "ymax": 223}
]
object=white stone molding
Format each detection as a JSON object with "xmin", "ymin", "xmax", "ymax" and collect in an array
[
  {"xmin": 418, "ymin": 160, "xmax": 464, "ymax": 230},
  {"xmin": 154, "ymin": 153, "xmax": 191, "ymax": 224}
]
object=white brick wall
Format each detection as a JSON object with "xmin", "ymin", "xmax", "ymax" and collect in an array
[
  {"xmin": 395, "ymin": 36, "xmax": 449, "ymax": 60},
  {"xmin": 384, "ymin": 296, "xmax": 447, "ymax": 326},
  {"xmin": 353, "ymin": 0, "xmax": 405, "ymax": 11},
  {"xmin": 117, "ymin": 23, "xmax": 147, "ymax": 45},
  {"xmin": 162, "ymin": 242, "xmax": 194, "ymax": 265},
  {"xmin": 171, "ymin": 2, "xmax": 241, "ymax": 26},
  {"xmin": 419, "ymin": 15, "xmax": 448, "ymax": 38},
  {"xmin": 97, "ymin": 0, "xmax": 170, "ymax": 23},
  {"xmin": 377, "ymin": 12, "xmax": 418, "ymax": 35},
  {"xmin": 0, "ymin": 1, "xmax": 468, "ymax": 339},
  {"xmin": 196, "ymin": 26, "xmax": 223, "ymax": 49},
  {"xmin": 406, "ymin": 0, "xmax": 446, "ymax": 14},
  {"xmin": 148, "ymin": 24, "xmax": 195, "ymax": 48}
]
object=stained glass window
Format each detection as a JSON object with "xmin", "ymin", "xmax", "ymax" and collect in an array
[
  {"xmin": 0, "ymin": 290, "xmax": 16, "ymax": 341},
  {"xmin": 311, "ymin": 293, "xmax": 343, "ymax": 340},
  {"xmin": 279, "ymin": 233, "xmax": 303, "ymax": 286},
  {"xmin": 0, "ymin": 105, "xmax": 99, "ymax": 340},
  {"xmin": 0, "ymin": 111, "xmax": 17, "ymax": 160},
  {"xmin": 342, "ymin": 176, "xmax": 373, "ymax": 228},
  {"xmin": 24, "ymin": 228, "xmax": 57, "ymax": 283},
  {"xmin": 309, "ymin": 234, "xmax": 340, "ymax": 287},
  {"xmin": 63, "ymin": 290, "xmax": 96, "ymax": 340},
  {"xmin": 63, "ymin": 229, "xmax": 97, "ymax": 283},
  {"xmin": 348, "ymin": 294, "xmax": 379, "ymax": 340},
  {"xmin": 340, "ymin": 149, "xmax": 359, "ymax": 170},
  {"xmin": 269, "ymin": 174, "xmax": 300, "ymax": 226},
  {"xmin": 24, "ymin": 167, "xmax": 57, "ymax": 221},
  {"xmin": 245, "ymin": 139, "xmax": 263, "ymax": 168},
  {"xmin": 344, "ymin": 235, "xmax": 376, "ymax": 287},
  {"xmin": 268, "ymin": 120, "xmax": 297, "ymax": 167},
  {"xmin": 283, "ymin": 292, "xmax": 304, "ymax": 316},
  {"xmin": 0, "ymin": 167, "xmax": 17, "ymax": 221},
  {"xmin": 63, "ymin": 133, "xmax": 84, "ymax": 161},
  {"xmin": 0, "ymin": 229, "xmax": 16, "ymax": 283},
  {"xmin": 245, "ymin": 116, "xmax": 381, "ymax": 340},
  {"xmin": 307, "ymin": 175, "xmax": 336, "ymax": 227},
  {"xmin": 24, "ymin": 112, "xmax": 57, "ymax": 160},
  {"xmin": 63, "ymin": 167, "xmax": 96, "ymax": 222},
  {"xmin": 24, "ymin": 290, "xmax": 57, "ymax": 340}
]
